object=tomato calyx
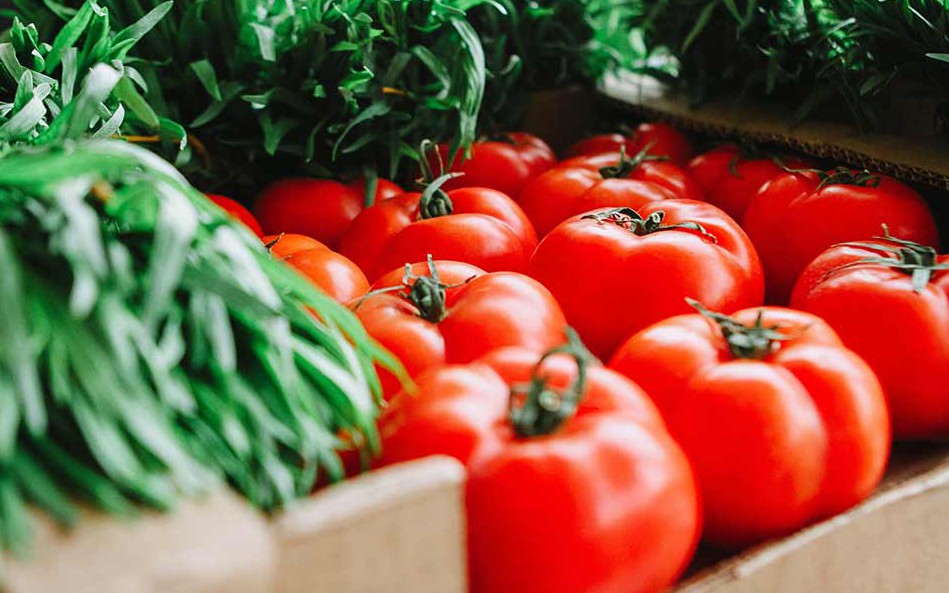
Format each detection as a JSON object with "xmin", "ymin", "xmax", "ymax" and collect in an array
[
  {"xmin": 833, "ymin": 227, "xmax": 948, "ymax": 293},
  {"xmin": 263, "ymin": 233, "xmax": 284, "ymax": 252},
  {"xmin": 582, "ymin": 208, "xmax": 718, "ymax": 243},
  {"xmin": 356, "ymin": 255, "xmax": 473, "ymax": 323},
  {"xmin": 509, "ymin": 328, "xmax": 593, "ymax": 438},
  {"xmin": 687, "ymin": 299, "xmax": 794, "ymax": 360},
  {"xmin": 598, "ymin": 145, "xmax": 665, "ymax": 179},
  {"xmin": 417, "ymin": 139, "xmax": 462, "ymax": 220}
]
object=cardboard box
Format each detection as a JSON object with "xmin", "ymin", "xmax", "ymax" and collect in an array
[{"xmin": 2, "ymin": 456, "xmax": 466, "ymax": 593}]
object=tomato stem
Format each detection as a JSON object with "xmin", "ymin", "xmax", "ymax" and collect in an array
[
  {"xmin": 831, "ymin": 225, "xmax": 948, "ymax": 293},
  {"xmin": 582, "ymin": 208, "xmax": 718, "ymax": 243},
  {"xmin": 688, "ymin": 299, "xmax": 794, "ymax": 360},
  {"xmin": 509, "ymin": 328, "xmax": 593, "ymax": 438},
  {"xmin": 598, "ymin": 144, "xmax": 665, "ymax": 179},
  {"xmin": 416, "ymin": 139, "xmax": 460, "ymax": 220}
]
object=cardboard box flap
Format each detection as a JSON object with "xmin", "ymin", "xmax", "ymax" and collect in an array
[
  {"xmin": 673, "ymin": 446, "xmax": 949, "ymax": 593},
  {"xmin": 3, "ymin": 491, "xmax": 275, "ymax": 593},
  {"xmin": 273, "ymin": 455, "xmax": 467, "ymax": 593},
  {"xmin": 600, "ymin": 74, "xmax": 949, "ymax": 191}
]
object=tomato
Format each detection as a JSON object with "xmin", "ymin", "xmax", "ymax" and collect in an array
[
  {"xmin": 254, "ymin": 179, "xmax": 362, "ymax": 249},
  {"xmin": 347, "ymin": 177, "xmax": 404, "ymax": 204},
  {"xmin": 262, "ymin": 233, "xmax": 326, "ymax": 257},
  {"xmin": 518, "ymin": 150, "xmax": 702, "ymax": 238},
  {"xmin": 686, "ymin": 145, "xmax": 811, "ymax": 221},
  {"xmin": 609, "ymin": 304, "xmax": 890, "ymax": 548},
  {"xmin": 338, "ymin": 185, "xmax": 537, "ymax": 281},
  {"xmin": 566, "ymin": 124, "xmax": 692, "ymax": 165},
  {"xmin": 565, "ymin": 133, "xmax": 627, "ymax": 158},
  {"xmin": 791, "ymin": 232, "xmax": 949, "ymax": 439},
  {"xmin": 627, "ymin": 123, "xmax": 693, "ymax": 166},
  {"xmin": 530, "ymin": 200, "xmax": 764, "ymax": 359},
  {"xmin": 206, "ymin": 193, "xmax": 263, "ymax": 236},
  {"xmin": 743, "ymin": 169, "xmax": 939, "ymax": 304},
  {"xmin": 379, "ymin": 336, "xmax": 700, "ymax": 593},
  {"xmin": 354, "ymin": 257, "xmax": 565, "ymax": 398},
  {"xmin": 276, "ymin": 244, "xmax": 369, "ymax": 303},
  {"xmin": 435, "ymin": 132, "xmax": 556, "ymax": 198}
]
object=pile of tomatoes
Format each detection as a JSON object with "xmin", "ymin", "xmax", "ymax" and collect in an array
[{"xmin": 208, "ymin": 122, "xmax": 946, "ymax": 593}]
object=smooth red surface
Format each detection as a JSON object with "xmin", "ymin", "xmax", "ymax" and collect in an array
[
  {"xmin": 530, "ymin": 200, "xmax": 764, "ymax": 360},
  {"xmin": 626, "ymin": 123, "xmax": 693, "ymax": 166},
  {"xmin": 609, "ymin": 308, "xmax": 890, "ymax": 548},
  {"xmin": 254, "ymin": 179, "xmax": 362, "ymax": 249},
  {"xmin": 206, "ymin": 193, "xmax": 263, "ymax": 236},
  {"xmin": 687, "ymin": 145, "xmax": 811, "ymax": 221},
  {"xmin": 354, "ymin": 264, "xmax": 565, "ymax": 399},
  {"xmin": 743, "ymin": 170, "xmax": 940, "ymax": 303},
  {"xmin": 282, "ymin": 248, "xmax": 369, "ymax": 303},
  {"xmin": 565, "ymin": 133, "xmax": 627, "ymax": 158},
  {"xmin": 379, "ymin": 347, "xmax": 701, "ymax": 593},
  {"xmin": 338, "ymin": 187, "xmax": 538, "ymax": 281},
  {"xmin": 347, "ymin": 177, "xmax": 404, "ymax": 204},
  {"xmin": 261, "ymin": 233, "xmax": 327, "ymax": 257},
  {"xmin": 792, "ymin": 241, "xmax": 949, "ymax": 439},
  {"xmin": 435, "ymin": 132, "xmax": 557, "ymax": 198}
]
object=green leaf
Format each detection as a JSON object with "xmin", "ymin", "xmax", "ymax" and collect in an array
[{"xmin": 189, "ymin": 59, "xmax": 222, "ymax": 101}]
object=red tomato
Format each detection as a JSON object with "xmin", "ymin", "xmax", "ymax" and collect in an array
[
  {"xmin": 379, "ymin": 338, "xmax": 700, "ymax": 593},
  {"xmin": 686, "ymin": 145, "xmax": 811, "ymax": 221},
  {"xmin": 347, "ymin": 177, "xmax": 404, "ymax": 204},
  {"xmin": 354, "ymin": 257, "xmax": 565, "ymax": 398},
  {"xmin": 744, "ymin": 169, "xmax": 940, "ymax": 304},
  {"xmin": 609, "ymin": 305, "xmax": 889, "ymax": 548},
  {"xmin": 565, "ymin": 133, "xmax": 627, "ymax": 158},
  {"xmin": 626, "ymin": 122, "xmax": 692, "ymax": 166},
  {"xmin": 262, "ymin": 233, "xmax": 327, "ymax": 258},
  {"xmin": 530, "ymin": 200, "xmax": 764, "ymax": 359},
  {"xmin": 791, "ymin": 232, "xmax": 949, "ymax": 439},
  {"xmin": 206, "ymin": 193, "xmax": 263, "ymax": 236},
  {"xmin": 254, "ymin": 179, "xmax": 362, "ymax": 249},
  {"xmin": 435, "ymin": 132, "xmax": 556, "ymax": 198},
  {"xmin": 519, "ymin": 152, "xmax": 695, "ymax": 238},
  {"xmin": 282, "ymin": 248, "xmax": 369, "ymax": 303},
  {"xmin": 566, "ymin": 124, "xmax": 692, "ymax": 165},
  {"xmin": 559, "ymin": 151, "xmax": 703, "ymax": 200},
  {"xmin": 338, "ymin": 186, "xmax": 537, "ymax": 281}
]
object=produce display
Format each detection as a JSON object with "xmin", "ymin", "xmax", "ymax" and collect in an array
[{"xmin": 1, "ymin": 1, "xmax": 948, "ymax": 592}]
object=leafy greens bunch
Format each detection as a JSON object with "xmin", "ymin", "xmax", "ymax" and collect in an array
[{"xmin": 0, "ymin": 1, "xmax": 396, "ymax": 555}]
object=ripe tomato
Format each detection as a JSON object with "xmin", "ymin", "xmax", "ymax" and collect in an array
[
  {"xmin": 530, "ymin": 200, "xmax": 764, "ymax": 359},
  {"xmin": 263, "ymin": 235, "xmax": 368, "ymax": 303},
  {"xmin": 379, "ymin": 336, "xmax": 700, "ymax": 593},
  {"xmin": 338, "ymin": 185, "xmax": 537, "ymax": 281},
  {"xmin": 435, "ymin": 132, "xmax": 556, "ymax": 198},
  {"xmin": 743, "ymin": 169, "xmax": 939, "ymax": 303},
  {"xmin": 254, "ymin": 179, "xmax": 362, "ymax": 249},
  {"xmin": 566, "ymin": 124, "xmax": 692, "ymax": 165},
  {"xmin": 262, "ymin": 233, "xmax": 326, "ymax": 257},
  {"xmin": 354, "ymin": 257, "xmax": 565, "ymax": 398},
  {"xmin": 791, "ymin": 232, "xmax": 949, "ymax": 439},
  {"xmin": 518, "ymin": 150, "xmax": 700, "ymax": 238},
  {"xmin": 686, "ymin": 145, "xmax": 811, "ymax": 221},
  {"xmin": 609, "ymin": 304, "xmax": 890, "ymax": 548},
  {"xmin": 347, "ymin": 176, "xmax": 404, "ymax": 204},
  {"xmin": 565, "ymin": 133, "xmax": 627, "ymax": 158},
  {"xmin": 627, "ymin": 122, "xmax": 692, "ymax": 166},
  {"xmin": 206, "ymin": 193, "xmax": 263, "ymax": 236}
]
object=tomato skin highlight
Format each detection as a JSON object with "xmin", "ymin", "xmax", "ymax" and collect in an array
[
  {"xmin": 530, "ymin": 200, "xmax": 764, "ymax": 360},
  {"xmin": 565, "ymin": 133, "xmax": 628, "ymax": 158},
  {"xmin": 558, "ymin": 152, "xmax": 704, "ymax": 202},
  {"xmin": 435, "ymin": 132, "xmax": 556, "ymax": 198},
  {"xmin": 791, "ymin": 240, "xmax": 949, "ymax": 440},
  {"xmin": 627, "ymin": 122, "xmax": 693, "ymax": 166},
  {"xmin": 254, "ymin": 179, "xmax": 363, "ymax": 250},
  {"xmin": 609, "ymin": 307, "xmax": 890, "ymax": 548},
  {"xmin": 281, "ymin": 247, "xmax": 369, "ymax": 303},
  {"xmin": 339, "ymin": 187, "xmax": 537, "ymax": 281},
  {"xmin": 354, "ymin": 263, "xmax": 565, "ymax": 399},
  {"xmin": 206, "ymin": 193, "xmax": 263, "ymax": 236},
  {"xmin": 379, "ymin": 347, "xmax": 701, "ymax": 593},
  {"xmin": 743, "ymin": 170, "xmax": 940, "ymax": 304},
  {"xmin": 347, "ymin": 177, "xmax": 403, "ymax": 203},
  {"xmin": 686, "ymin": 145, "xmax": 811, "ymax": 221}
]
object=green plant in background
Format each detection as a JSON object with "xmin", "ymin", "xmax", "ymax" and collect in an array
[
  {"xmin": 0, "ymin": 2, "xmax": 398, "ymax": 555},
  {"xmin": 15, "ymin": 0, "xmax": 488, "ymax": 193}
]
